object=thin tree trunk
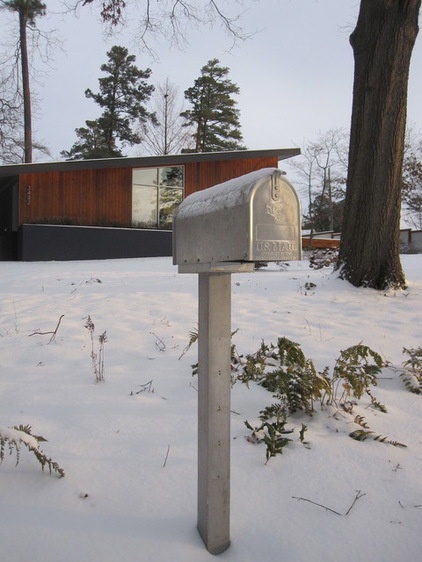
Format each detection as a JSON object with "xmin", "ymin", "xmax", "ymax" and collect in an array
[
  {"xmin": 337, "ymin": 0, "xmax": 420, "ymax": 289},
  {"xmin": 163, "ymin": 89, "xmax": 169, "ymax": 154},
  {"xmin": 19, "ymin": 9, "xmax": 32, "ymax": 163}
]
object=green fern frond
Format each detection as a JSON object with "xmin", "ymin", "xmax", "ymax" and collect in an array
[
  {"xmin": 401, "ymin": 347, "xmax": 422, "ymax": 394},
  {"xmin": 349, "ymin": 429, "xmax": 406, "ymax": 448},
  {"xmin": 401, "ymin": 371, "xmax": 422, "ymax": 394},
  {"xmin": 333, "ymin": 343, "xmax": 385, "ymax": 401},
  {"xmin": 13, "ymin": 424, "xmax": 48, "ymax": 442},
  {"xmin": 354, "ymin": 415, "xmax": 369, "ymax": 429},
  {"xmin": 244, "ymin": 418, "xmax": 294, "ymax": 463},
  {"xmin": 369, "ymin": 393, "xmax": 387, "ymax": 413},
  {"xmin": 402, "ymin": 346, "xmax": 422, "ymax": 374},
  {"xmin": 349, "ymin": 429, "xmax": 374, "ymax": 441}
]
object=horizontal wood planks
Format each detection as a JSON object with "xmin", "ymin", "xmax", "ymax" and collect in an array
[{"xmin": 302, "ymin": 237, "xmax": 340, "ymax": 249}]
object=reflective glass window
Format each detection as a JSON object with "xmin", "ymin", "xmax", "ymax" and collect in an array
[
  {"xmin": 159, "ymin": 187, "xmax": 183, "ymax": 227},
  {"xmin": 132, "ymin": 185, "xmax": 158, "ymax": 227},
  {"xmin": 159, "ymin": 166, "xmax": 184, "ymax": 187},
  {"xmin": 133, "ymin": 168, "xmax": 158, "ymax": 187},
  {"xmin": 132, "ymin": 165, "xmax": 184, "ymax": 228}
]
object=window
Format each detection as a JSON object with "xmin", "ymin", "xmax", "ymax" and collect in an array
[{"xmin": 132, "ymin": 166, "xmax": 184, "ymax": 229}]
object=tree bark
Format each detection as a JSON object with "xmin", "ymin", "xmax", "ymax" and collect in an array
[
  {"xmin": 337, "ymin": 0, "xmax": 420, "ymax": 289},
  {"xmin": 19, "ymin": 8, "xmax": 32, "ymax": 163}
]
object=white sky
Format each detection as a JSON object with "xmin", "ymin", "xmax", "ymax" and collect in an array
[{"xmin": 1, "ymin": 0, "xmax": 422, "ymax": 160}]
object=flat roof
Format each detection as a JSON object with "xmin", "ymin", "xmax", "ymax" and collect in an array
[{"xmin": 0, "ymin": 148, "xmax": 300, "ymax": 177}]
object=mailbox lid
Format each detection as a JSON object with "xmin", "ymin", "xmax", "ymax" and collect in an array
[{"xmin": 174, "ymin": 168, "xmax": 278, "ymax": 220}]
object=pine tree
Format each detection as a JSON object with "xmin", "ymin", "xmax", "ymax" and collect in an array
[
  {"xmin": 3, "ymin": 0, "xmax": 47, "ymax": 163},
  {"xmin": 181, "ymin": 58, "xmax": 246, "ymax": 152},
  {"xmin": 62, "ymin": 45, "xmax": 156, "ymax": 159},
  {"xmin": 61, "ymin": 120, "xmax": 116, "ymax": 160}
]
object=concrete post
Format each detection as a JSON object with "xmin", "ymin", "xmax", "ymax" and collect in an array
[{"xmin": 197, "ymin": 272, "xmax": 232, "ymax": 555}]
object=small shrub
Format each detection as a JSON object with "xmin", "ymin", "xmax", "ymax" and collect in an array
[
  {"xmin": 239, "ymin": 338, "xmax": 394, "ymax": 461},
  {"xmin": 245, "ymin": 419, "xmax": 294, "ymax": 464},
  {"xmin": 401, "ymin": 346, "xmax": 422, "ymax": 394},
  {"xmin": 308, "ymin": 248, "xmax": 339, "ymax": 269},
  {"xmin": 182, "ymin": 329, "xmax": 403, "ymax": 463},
  {"xmin": 331, "ymin": 344, "xmax": 385, "ymax": 405},
  {"xmin": 85, "ymin": 315, "xmax": 107, "ymax": 383},
  {"xmin": 258, "ymin": 337, "xmax": 330, "ymax": 415}
]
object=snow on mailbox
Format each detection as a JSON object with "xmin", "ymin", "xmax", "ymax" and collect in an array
[{"xmin": 173, "ymin": 167, "xmax": 301, "ymax": 271}]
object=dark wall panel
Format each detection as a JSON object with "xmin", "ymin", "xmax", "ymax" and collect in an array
[{"xmin": 19, "ymin": 225, "xmax": 172, "ymax": 261}]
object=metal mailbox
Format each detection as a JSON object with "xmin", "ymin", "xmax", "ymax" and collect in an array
[
  {"xmin": 172, "ymin": 166, "xmax": 302, "ymax": 555},
  {"xmin": 173, "ymin": 167, "xmax": 301, "ymax": 272}
]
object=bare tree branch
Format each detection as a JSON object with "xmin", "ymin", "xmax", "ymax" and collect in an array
[
  {"xmin": 140, "ymin": 79, "xmax": 194, "ymax": 155},
  {"xmin": 74, "ymin": 0, "xmax": 251, "ymax": 57},
  {"xmin": 29, "ymin": 315, "xmax": 65, "ymax": 344},
  {"xmin": 292, "ymin": 490, "xmax": 366, "ymax": 517}
]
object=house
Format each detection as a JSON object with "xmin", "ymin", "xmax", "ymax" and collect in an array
[
  {"xmin": 400, "ymin": 228, "xmax": 422, "ymax": 253},
  {"xmin": 0, "ymin": 148, "xmax": 300, "ymax": 261}
]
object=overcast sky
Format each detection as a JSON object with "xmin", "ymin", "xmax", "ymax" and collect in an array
[{"xmin": 1, "ymin": 0, "xmax": 422, "ymax": 161}]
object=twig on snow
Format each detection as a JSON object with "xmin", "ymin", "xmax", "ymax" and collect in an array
[
  {"xmin": 29, "ymin": 315, "xmax": 64, "ymax": 343},
  {"xmin": 163, "ymin": 445, "xmax": 170, "ymax": 468},
  {"xmin": 151, "ymin": 332, "xmax": 166, "ymax": 352},
  {"xmin": 292, "ymin": 490, "xmax": 366, "ymax": 516}
]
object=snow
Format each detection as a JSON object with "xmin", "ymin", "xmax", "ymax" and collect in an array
[
  {"xmin": 0, "ymin": 255, "xmax": 421, "ymax": 561},
  {"xmin": 175, "ymin": 168, "xmax": 280, "ymax": 220},
  {"xmin": 0, "ymin": 426, "xmax": 40, "ymax": 450}
]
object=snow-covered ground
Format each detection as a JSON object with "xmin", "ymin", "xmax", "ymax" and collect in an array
[{"xmin": 0, "ymin": 255, "xmax": 421, "ymax": 561}]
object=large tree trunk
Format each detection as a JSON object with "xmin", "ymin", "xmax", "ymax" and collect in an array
[{"xmin": 337, "ymin": 0, "xmax": 420, "ymax": 290}]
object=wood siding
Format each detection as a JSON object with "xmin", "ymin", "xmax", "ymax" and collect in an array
[
  {"xmin": 301, "ymin": 237, "xmax": 340, "ymax": 249},
  {"xmin": 184, "ymin": 156, "xmax": 279, "ymax": 196},
  {"xmin": 18, "ymin": 156, "xmax": 279, "ymax": 226},
  {"xmin": 20, "ymin": 168, "xmax": 133, "ymax": 226}
]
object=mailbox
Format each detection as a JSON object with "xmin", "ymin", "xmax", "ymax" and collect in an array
[
  {"xmin": 173, "ymin": 168, "xmax": 301, "ymax": 272},
  {"xmin": 173, "ymin": 167, "xmax": 302, "ymax": 554}
]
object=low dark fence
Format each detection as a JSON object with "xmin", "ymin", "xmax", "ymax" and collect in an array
[{"xmin": 18, "ymin": 224, "xmax": 173, "ymax": 261}]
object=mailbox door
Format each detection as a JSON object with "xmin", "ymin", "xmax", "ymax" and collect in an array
[{"xmin": 252, "ymin": 175, "xmax": 301, "ymax": 262}]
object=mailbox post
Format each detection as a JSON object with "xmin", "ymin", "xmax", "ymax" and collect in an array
[
  {"xmin": 173, "ymin": 168, "xmax": 301, "ymax": 555},
  {"xmin": 197, "ymin": 270, "xmax": 232, "ymax": 554}
]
